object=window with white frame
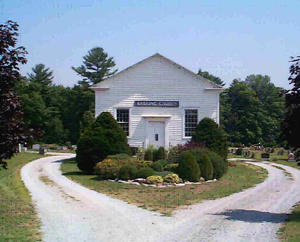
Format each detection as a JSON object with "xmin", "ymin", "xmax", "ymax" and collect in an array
[
  {"xmin": 116, "ymin": 109, "xmax": 129, "ymax": 136},
  {"xmin": 184, "ymin": 109, "xmax": 198, "ymax": 137}
]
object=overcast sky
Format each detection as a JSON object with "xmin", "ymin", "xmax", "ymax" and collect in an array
[{"xmin": 1, "ymin": 0, "xmax": 299, "ymax": 88}]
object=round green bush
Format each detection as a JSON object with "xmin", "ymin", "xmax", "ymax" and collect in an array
[
  {"xmin": 76, "ymin": 112, "xmax": 130, "ymax": 173},
  {"xmin": 190, "ymin": 150, "xmax": 213, "ymax": 180},
  {"xmin": 192, "ymin": 117, "xmax": 228, "ymax": 159},
  {"xmin": 118, "ymin": 165, "xmax": 137, "ymax": 180},
  {"xmin": 94, "ymin": 158, "xmax": 119, "ymax": 179},
  {"xmin": 163, "ymin": 174, "xmax": 180, "ymax": 184},
  {"xmin": 193, "ymin": 149, "xmax": 227, "ymax": 179},
  {"xmin": 177, "ymin": 151, "xmax": 200, "ymax": 182},
  {"xmin": 146, "ymin": 175, "xmax": 163, "ymax": 184},
  {"xmin": 136, "ymin": 167, "xmax": 155, "ymax": 178}
]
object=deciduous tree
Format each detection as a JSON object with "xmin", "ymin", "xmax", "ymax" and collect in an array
[
  {"xmin": 282, "ymin": 56, "xmax": 300, "ymax": 148},
  {"xmin": 0, "ymin": 21, "xmax": 27, "ymax": 169}
]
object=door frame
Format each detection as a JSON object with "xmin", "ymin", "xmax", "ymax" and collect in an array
[{"xmin": 143, "ymin": 117, "xmax": 170, "ymax": 149}]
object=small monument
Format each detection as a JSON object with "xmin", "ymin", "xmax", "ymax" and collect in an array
[{"xmin": 288, "ymin": 152, "xmax": 295, "ymax": 162}]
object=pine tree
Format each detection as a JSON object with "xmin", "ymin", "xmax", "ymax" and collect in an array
[{"xmin": 72, "ymin": 47, "xmax": 117, "ymax": 85}]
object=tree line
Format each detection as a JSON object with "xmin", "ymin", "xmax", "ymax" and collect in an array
[{"xmin": 1, "ymin": 20, "xmax": 299, "ymax": 169}]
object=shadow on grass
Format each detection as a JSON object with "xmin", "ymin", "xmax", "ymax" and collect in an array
[
  {"xmin": 62, "ymin": 171, "xmax": 89, "ymax": 176},
  {"xmin": 52, "ymin": 157, "xmax": 75, "ymax": 163},
  {"xmin": 213, "ymin": 209, "xmax": 289, "ymax": 223}
]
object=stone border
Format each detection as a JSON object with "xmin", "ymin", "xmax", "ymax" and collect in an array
[{"xmin": 107, "ymin": 178, "xmax": 218, "ymax": 188}]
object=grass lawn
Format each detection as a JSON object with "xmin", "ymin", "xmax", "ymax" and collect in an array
[
  {"xmin": 61, "ymin": 160, "xmax": 267, "ymax": 215},
  {"xmin": 0, "ymin": 152, "xmax": 44, "ymax": 241},
  {"xmin": 272, "ymin": 160, "xmax": 300, "ymax": 170},
  {"xmin": 279, "ymin": 203, "xmax": 300, "ymax": 242}
]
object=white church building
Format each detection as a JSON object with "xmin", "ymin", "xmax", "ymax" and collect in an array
[{"xmin": 92, "ymin": 53, "xmax": 224, "ymax": 149}]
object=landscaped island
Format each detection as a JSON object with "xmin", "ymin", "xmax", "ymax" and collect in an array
[{"xmin": 61, "ymin": 158, "xmax": 267, "ymax": 215}]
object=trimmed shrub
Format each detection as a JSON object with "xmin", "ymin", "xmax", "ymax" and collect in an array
[
  {"xmin": 164, "ymin": 163, "xmax": 179, "ymax": 172},
  {"xmin": 153, "ymin": 147, "xmax": 166, "ymax": 161},
  {"xmin": 94, "ymin": 155, "xmax": 137, "ymax": 179},
  {"xmin": 76, "ymin": 112, "xmax": 130, "ymax": 172},
  {"xmin": 107, "ymin": 153, "xmax": 131, "ymax": 159},
  {"xmin": 192, "ymin": 117, "xmax": 228, "ymax": 159},
  {"xmin": 152, "ymin": 159, "xmax": 168, "ymax": 171},
  {"xmin": 199, "ymin": 154, "xmax": 213, "ymax": 181},
  {"xmin": 163, "ymin": 174, "xmax": 180, "ymax": 184},
  {"xmin": 156, "ymin": 159, "xmax": 168, "ymax": 167},
  {"xmin": 167, "ymin": 145, "xmax": 181, "ymax": 163},
  {"xmin": 144, "ymin": 149, "xmax": 153, "ymax": 161},
  {"xmin": 206, "ymin": 151, "xmax": 227, "ymax": 179},
  {"xmin": 190, "ymin": 150, "xmax": 213, "ymax": 180},
  {"xmin": 146, "ymin": 175, "xmax": 163, "ymax": 184},
  {"xmin": 136, "ymin": 160, "xmax": 153, "ymax": 169},
  {"xmin": 94, "ymin": 159, "xmax": 119, "ymax": 179},
  {"xmin": 136, "ymin": 167, "xmax": 155, "ymax": 178},
  {"xmin": 177, "ymin": 151, "xmax": 201, "ymax": 182},
  {"xmin": 118, "ymin": 165, "xmax": 137, "ymax": 180},
  {"xmin": 152, "ymin": 162, "xmax": 163, "ymax": 172}
]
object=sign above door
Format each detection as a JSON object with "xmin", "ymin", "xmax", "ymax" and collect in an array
[{"xmin": 134, "ymin": 101, "xmax": 179, "ymax": 107}]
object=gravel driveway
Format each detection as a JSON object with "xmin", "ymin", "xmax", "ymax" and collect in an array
[{"xmin": 21, "ymin": 155, "xmax": 300, "ymax": 242}]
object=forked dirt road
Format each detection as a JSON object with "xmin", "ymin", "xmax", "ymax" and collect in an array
[{"xmin": 21, "ymin": 154, "xmax": 300, "ymax": 242}]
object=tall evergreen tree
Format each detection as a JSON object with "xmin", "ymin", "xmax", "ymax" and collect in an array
[
  {"xmin": 282, "ymin": 56, "xmax": 300, "ymax": 148},
  {"xmin": 72, "ymin": 47, "xmax": 117, "ymax": 85},
  {"xmin": 0, "ymin": 21, "xmax": 27, "ymax": 169}
]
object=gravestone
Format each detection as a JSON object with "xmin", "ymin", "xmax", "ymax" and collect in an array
[
  {"xmin": 288, "ymin": 152, "xmax": 295, "ymax": 162},
  {"xmin": 32, "ymin": 144, "xmax": 40, "ymax": 151},
  {"xmin": 261, "ymin": 153, "xmax": 270, "ymax": 161}
]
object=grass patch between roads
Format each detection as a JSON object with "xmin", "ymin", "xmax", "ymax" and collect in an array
[
  {"xmin": 279, "ymin": 203, "xmax": 300, "ymax": 242},
  {"xmin": 0, "ymin": 152, "xmax": 44, "ymax": 241},
  {"xmin": 61, "ymin": 160, "xmax": 267, "ymax": 215}
]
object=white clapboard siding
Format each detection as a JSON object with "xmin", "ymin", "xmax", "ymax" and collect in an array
[{"xmin": 93, "ymin": 54, "xmax": 222, "ymax": 148}]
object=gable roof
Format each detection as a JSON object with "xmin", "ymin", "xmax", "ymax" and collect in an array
[{"xmin": 92, "ymin": 53, "xmax": 224, "ymax": 89}]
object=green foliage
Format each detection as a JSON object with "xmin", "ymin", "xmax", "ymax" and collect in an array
[
  {"xmin": 203, "ymin": 150, "xmax": 227, "ymax": 179},
  {"xmin": 190, "ymin": 150, "xmax": 213, "ymax": 180},
  {"xmin": 222, "ymin": 77, "xmax": 284, "ymax": 146},
  {"xmin": 144, "ymin": 148, "xmax": 153, "ymax": 161},
  {"xmin": 118, "ymin": 165, "xmax": 137, "ymax": 180},
  {"xmin": 94, "ymin": 159, "xmax": 119, "ymax": 179},
  {"xmin": 136, "ymin": 167, "xmax": 155, "ymax": 178},
  {"xmin": 192, "ymin": 117, "xmax": 228, "ymax": 158},
  {"xmin": 164, "ymin": 163, "xmax": 179, "ymax": 172},
  {"xmin": 167, "ymin": 145, "xmax": 181, "ymax": 163},
  {"xmin": 152, "ymin": 162, "xmax": 163, "ymax": 172},
  {"xmin": 72, "ymin": 47, "xmax": 117, "ymax": 85},
  {"xmin": 107, "ymin": 153, "xmax": 131, "ymax": 159},
  {"xmin": 197, "ymin": 68, "xmax": 225, "ymax": 86},
  {"xmin": 76, "ymin": 112, "xmax": 130, "ymax": 172},
  {"xmin": 177, "ymin": 151, "xmax": 201, "ymax": 182},
  {"xmin": 163, "ymin": 174, "xmax": 180, "ymax": 184},
  {"xmin": 153, "ymin": 147, "xmax": 166, "ymax": 161},
  {"xmin": 146, "ymin": 175, "xmax": 163, "ymax": 184},
  {"xmin": 282, "ymin": 56, "xmax": 300, "ymax": 149},
  {"xmin": 154, "ymin": 171, "xmax": 173, "ymax": 177},
  {"xmin": 0, "ymin": 21, "xmax": 27, "ymax": 168}
]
